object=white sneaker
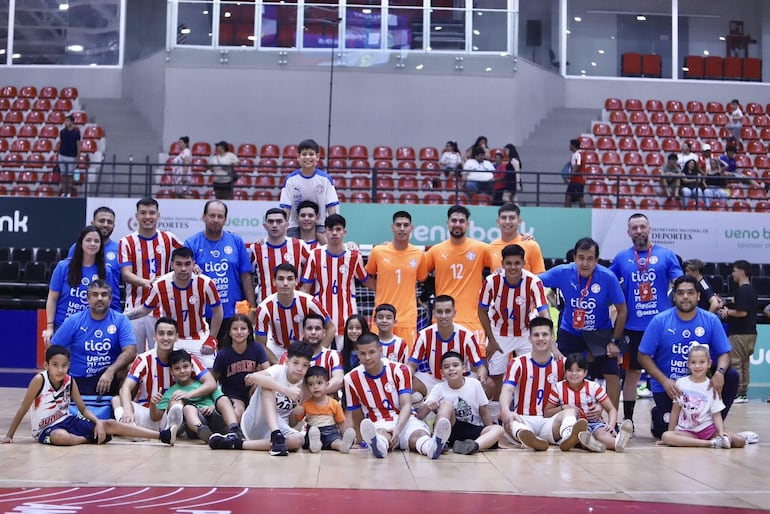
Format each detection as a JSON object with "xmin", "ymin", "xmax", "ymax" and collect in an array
[
  {"xmin": 113, "ymin": 406, "xmax": 124, "ymax": 421},
  {"xmin": 737, "ymin": 431, "xmax": 759, "ymax": 444},
  {"xmin": 615, "ymin": 419, "xmax": 634, "ymax": 453},
  {"xmin": 517, "ymin": 428, "xmax": 549, "ymax": 451},
  {"xmin": 578, "ymin": 431, "xmax": 606, "ymax": 453},
  {"xmin": 429, "ymin": 418, "xmax": 451, "ymax": 460},
  {"xmin": 308, "ymin": 426, "xmax": 323, "ymax": 453},
  {"xmin": 165, "ymin": 404, "xmax": 184, "ymax": 446},
  {"xmin": 733, "ymin": 395, "xmax": 749, "ymax": 404},
  {"xmin": 360, "ymin": 418, "xmax": 387, "ymax": 458},
  {"xmin": 710, "ymin": 435, "xmax": 730, "ymax": 449},
  {"xmin": 339, "ymin": 428, "xmax": 356, "ymax": 453}
]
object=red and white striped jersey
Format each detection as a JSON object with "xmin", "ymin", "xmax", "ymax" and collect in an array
[
  {"xmin": 547, "ymin": 379, "xmax": 607, "ymax": 422},
  {"xmin": 280, "ymin": 347, "xmax": 343, "ymax": 376},
  {"xmin": 478, "ymin": 269, "xmax": 549, "ymax": 337},
  {"xmin": 504, "ymin": 354, "xmax": 565, "ymax": 416},
  {"xmin": 248, "ymin": 238, "xmax": 309, "ymax": 303},
  {"xmin": 409, "ymin": 323, "xmax": 485, "ymax": 380},
  {"xmin": 143, "ymin": 272, "xmax": 221, "ymax": 340},
  {"xmin": 127, "ymin": 349, "xmax": 208, "ymax": 406},
  {"xmin": 380, "ymin": 335, "xmax": 409, "ymax": 365},
  {"xmin": 301, "ymin": 247, "xmax": 368, "ymax": 336},
  {"xmin": 119, "ymin": 231, "xmax": 183, "ymax": 312},
  {"xmin": 344, "ymin": 361, "xmax": 412, "ymax": 422},
  {"xmin": 255, "ymin": 291, "xmax": 330, "ymax": 349}
]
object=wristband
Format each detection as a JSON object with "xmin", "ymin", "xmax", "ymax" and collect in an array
[
  {"xmin": 610, "ymin": 338, "xmax": 621, "ymax": 345},
  {"xmin": 203, "ymin": 336, "xmax": 218, "ymax": 350},
  {"xmin": 716, "ymin": 367, "xmax": 726, "ymax": 374},
  {"xmin": 47, "ymin": 322, "xmax": 54, "ymax": 326}
]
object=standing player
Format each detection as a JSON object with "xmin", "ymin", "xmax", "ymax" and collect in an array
[
  {"xmin": 374, "ymin": 304, "xmax": 409, "ymax": 365},
  {"xmin": 119, "ymin": 197, "xmax": 183, "ymax": 351},
  {"xmin": 539, "ymin": 237, "xmax": 627, "ymax": 408},
  {"xmin": 114, "ymin": 317, "xmax": 216, "ymax": 430},
  {"xmin": 248, "ymin": 208, "xmax": 310, "ymax": 305},
  {"xmin": 186, "ymin": 200, "xmax": 255, "ymax": 338},
  {"xmin": 409, "ymin": 295, "xmax": 488, "ymax": 396},
  {"xmin": 425, "ymin": 205, "xmax": 493, "ymax": 347},
  {"xmin": 487, "ymin": 203, "xmax": 546, "ymax": 273},
  {"xmin": 255, "ymin": 263, "xmax": 335, "ymax": 364},
  {"xmin": 366, "ymin": 210, "xmax": 428, "ymax": 348},
  {"xmin": 126, "ymin": 247, "xmax": 223, "ymax": 368},
  {"xmin": 479, "ymin": 244, "xmax": 550, "ymax": 400},
  {"xmin": 345, "ymin": 334, "xmax": 452, "ymax": 459},
  {"xmin": 301, "ymin": 214, "xmax": 374, "ymax": 350},
  {"xmin": 499, "ymin": 317, "xmax": 589, "ymax": 451},
  {"xmin": 297, "ymin": 200, "xmax": 322, "ymax": 249},
  {"xmin": 610, "ymin": 213, "xmax": 682, "ymax": 427}
]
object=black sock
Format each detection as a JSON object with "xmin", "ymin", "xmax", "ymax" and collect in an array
[
  {"xmin": 623, "ymin": 400, "xmax": 636, "ymax": 421},
  {"xmin": 228, "ymin": 423, "xmax": 239, "ymax": 432}
]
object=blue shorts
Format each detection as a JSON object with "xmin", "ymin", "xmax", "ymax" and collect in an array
[
  {"xmin": 303, "ymin": 425, "xmax": 341, "ymax": 450},
  {"xmin": 38, "ymin": 416, "xmax": 98, "ymax": 444},
  {"xmin": 557, "ymin": 329, "xmax": 619, "ymax": 376},
  {"xmin": 587, "ymin": 420, "xmax": 609, "ymax": 434}
]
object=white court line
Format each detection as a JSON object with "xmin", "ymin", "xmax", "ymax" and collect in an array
[
  {"xmin": 136, "ymin": 488, "xmax": 218, "ymax": 509},
  {"xmin": 0, "ymin": 487, "xmax": 80, "ymax": 504},
  {"xmin": 42, "ymin": 487, "xmax": 116, "ymax": 503},
  {"xmin": 101, "ymin": 487, "xmax": 185, "ymax": 507},
  {"xmin": 69, "ymin": 487, "xmax": 150, "ymax": 505},
  {"xmin": 175, "ymin": 488, "xmax": 250, "ymax": 510},
  {"xmin": 0, "ymin": 488, "xmax": 40, "ymax": 498}
]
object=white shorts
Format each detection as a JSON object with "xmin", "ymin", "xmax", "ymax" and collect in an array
[
  {"xmin": 414, "ymin": 372, "xmax": 441, "ymax": 394},
  {"xmin": 334, "ymin": 334, "xmax": 344, "ymax": 352},
  {"xmin": 129, "ymin": 402, "xmax": 163, "ymax": 430},
  {"xmin": 509, "ymin": 415, "xmax": 557, "ymax": 444},
  {"xmin": 175, "ymin": 337, "xmax": 214, "ymax": 368},
  {"xmin": 372, "ymin": 416, "xmax": 430, "ymax": 450},
  {"xmin": 488, "ymin": 333, "xmax": 531, "ymax": 376},
  {"xmin": 131, "ymin": 316, "xmax": 157, "ymax": 352}
]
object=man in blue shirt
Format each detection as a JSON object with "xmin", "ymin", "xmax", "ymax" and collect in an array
[
  {"xmin": 185, "ymin": 200, "xmax": 255, "ymax": 340},
  {"xmin": 610, "ymin": 213, "xmax": 682, "ymax": 426},
  {"xmin": 52, "ymin": 279, "xmax": 137, "ymax": 396},
  {"xmin": 68, "ymin": 206, "xmax": 121, "ymax": 282},
  {"xmin": 638, "ymin": 275, "xmax": 738, "ymax": 438},
  {"xmin": 539, "ymin": 237, "xmax": 627, "ymax": 408}
]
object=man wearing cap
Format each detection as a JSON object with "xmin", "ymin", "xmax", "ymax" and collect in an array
[
  {"xmin": 209, "ymin": 141, "xmax": 239, "ymax": 200},
  {"xmin": 659, "ymin": 153, "xmax": 682, "ymax": 200},
  {"xmin": 702, "ymin": 144, "xmax": 729, "ymax": 203}
]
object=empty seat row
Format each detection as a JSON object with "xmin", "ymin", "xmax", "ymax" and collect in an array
[
  {"xmin": 683, "ymin": 56, "xmax": 761, "ymax": 81},
  {"xmin": 604, "ymin": 98, "xmax": 770, "ymax": 115},
  {"xmin": 0, "ymin": 86, "xmax": 79, "ymax": 100},
  {"xmin": 621, "ymin": 53, "xmax": 662, "ymax": 78},
  {"xmin": 0, "ymin": 110, "xmax": 86, "ymax": 127},
  {"xmin": 0, "ymin": 100, "xmax": 83, "ymax": 117}
]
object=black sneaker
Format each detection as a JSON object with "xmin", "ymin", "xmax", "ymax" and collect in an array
[
  {"xmin": 159, "ymin": 428, "xmax": 173, "ymax": 445},
  {"xmin": 208, "ymin": 432, "xmax": 243, "ymax": 450},
  {"xmin": 229, "ymin": 424, "xmax": 245, "ymax": 440},
  {"xmin": 270, "ymin": 431, "xmax": 289, "ymax": 456}
]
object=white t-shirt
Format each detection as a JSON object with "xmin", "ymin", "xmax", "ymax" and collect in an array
[
  {"xmin": 425, "ymin": 376, "xmax": 488, "ymax": 426},
  {"xmin": 210, "ymin": 152, "xmax": 239, "ymax": 183},
  {"xmin": 240, "ymin": 364, "xmax": 303, "ymax": 440},
  {"xmin": 279, "ymin": 169, "xmax": 340, "ymax": 229},
  {"xmin": 462, "ymin": 159, "xmax": 495, "ymax": 182},
  {"xmin": 440, "ymin": 151, "xmax": 463, "ymax": 169},
  {"xmin": 674, "ymin": 375, "xmax": 725, "ymax": 433}
]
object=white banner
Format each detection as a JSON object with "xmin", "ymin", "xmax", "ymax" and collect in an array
[
  {"xmin": 592, "ymin": 209, "xmax": 770, "ymax": 263},
  {"xmin": 85, "ymin": 198, "xmax": 273, "ymax": 244}
]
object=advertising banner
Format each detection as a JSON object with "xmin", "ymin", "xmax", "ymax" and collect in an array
[
  {"xmin": 592, "ymin": 209, "xmax": 770, "ymax": 262},
  {"xmin": 0, "ymin": 197, "xmax": 86, "ymax": 249}
]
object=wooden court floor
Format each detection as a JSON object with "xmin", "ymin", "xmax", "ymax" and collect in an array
[{"xmin": 0, "ymin": 386, "xmax": 768, "ymax": 512}]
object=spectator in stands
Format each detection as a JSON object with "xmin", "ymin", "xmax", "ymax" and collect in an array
[
  {"xmin": 465, "ymin": 136, "xmax": 491, "ymax": 160},
  {"xmin": 660, "ymin": 153, "xmax": 683, "ymax": 200},
  {"xmin": 51, "ymin": 279, "xmax": 137, "ymax": 396},
  {"xmin": 725, "ymin": 99, "xmax": 744, "ymax": 142},
  {"xmin": 565, "ymin": 138, "xmax": 585, "ymax": 208},
  {"xmin": 279, "ymin": 138, "xmax": 339, "ymax": 246},
  {"xmin": 493, "ymin": 144, "xmax": 523, "ymax": 205},
  {"xmin": 701, "ymin": 144, "xmax": 727, "ymax": 194},
  {"xmin": 171, "ymin": 136, "xmax": 192, "ymax": 198},
  {"xmin": 43, "ymin": 226, "xmax": 121, "ymax": 345},
  {"xmin": 209, "ymin": 141, "xmax": 238, "ymax": 200},
  {"xmin": 680, "ymin": 159, "xmax": 709, "ymax": 207},
  {"xmin": 439, "ymin": 140, "xmax": 464, "ymax": 177},
  {"xmin": 719, "ymin": 146, "xmax": 761, "ymax": 190},
  {"xmin": 677, "ymin": 142, "xmax": 696, "ymax": 170},
  {"xmin": 683, "ymin": 259, "xmax": 723, "ymax": 313},
  {"xmin": 58, "ymin": 114, "xmax": 81, "ymax": 198},
  {"xmin": 462, "ymin": 146, "xmax": 496, "ymax": 195},
  {"xmin": 718, "ymin": 260, "xmax": 758, "ymax": 404}
]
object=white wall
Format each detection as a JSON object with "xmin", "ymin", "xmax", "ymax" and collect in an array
[
  {"xmin": 0, "ymin": 68, "xmax": 123, "ymax": 98},
  {"xmin": 123, "ymin": 51, "xmax": 167, "ymax": 135}
]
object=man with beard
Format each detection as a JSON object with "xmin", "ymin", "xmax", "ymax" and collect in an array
[
  {"xmin": 365, "ymin": 210, "xmax": 428, "ymax": 348},
  {"xmin": 638, "ymin": 276, "xmax": 738, "ymax": 438},
  {"xmin": 610, "ymin": 213, "xmax": 682, "ymax": 427},
  {"xmin": 185, "ymin": 200, "xmax": 255, "ymax": 338},
  {"xmin": 52, "ymin": 279, "xmax": 137, "ymax": 396},
  {"xmin": 425, "ymin": 205, "xmax": 493, "ymax": 349}
]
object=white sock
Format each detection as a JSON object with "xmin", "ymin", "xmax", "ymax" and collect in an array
[
  {"xmin": 114, "ymin": 406, "xmax": 124, "ymax": 421},
  {"xmin": 415, "ymin": 435, "xmax": 432, "ymax": 456},
  {"xmin": 560, "ymin": 414, "xmax": 577, "ymax": 439}
]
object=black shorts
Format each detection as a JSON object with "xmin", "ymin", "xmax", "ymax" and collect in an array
[
  {"xmin": 566, "ymin": 183, "xmax": 585, "ymax": 199},
  {"xmin": 303, "ymin": 425, "xmax": 341, "ymax": 450},
  {"xmin": 447, "ymin": 420, "xmax": 484, "ymax": 445},
  {"xmin": 622, "ymin": 330, "xmax": 644, "ymax": 371},
  {"xmin": 557, "ymin": 329, "xmax": 619, "ymax": 376}
]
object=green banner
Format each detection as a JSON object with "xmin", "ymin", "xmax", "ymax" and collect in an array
[{"xmin": 341, "ymin": 204, "xmax": 592, "ymax": 258}]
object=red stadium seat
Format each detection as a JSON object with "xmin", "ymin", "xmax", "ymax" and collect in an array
[
  {"xmin": 608, "ymin": 111, "xmax": 628, "ymax": 124},
  {"xmin": 743, "ymin": 58, "xmax": 762, "ymax": 81},
  {"xmin": 397, "ymin": 161, "xmax": 418, "ymax": 172},
  {"xmin": 621, "ymin": 53, "xmax": 642, "ymax": 77},
  {"xmin": 471, "ymin": 193, "xmax": 494, "ymax": 206},
  {"xmin": 650, "ymin": 112, "xmax": 670, "ymax": 125},
  {"xmin": 281, "ymin": 159, "xmax": 300, "ymax": 173},
  {"xmin": 601, "ymin": 152, "xmax": 621, "ymax": 166},
  {"xmin": 192, "ymin": 142, "xmax": 212, "ymax": 156},
  {"xmin": 349, "ymin": 159, "xmax": 371, "ymax": 172},
  {"xmin": 661, "ymin": 138, "xmax": 680, "ymax": 152},
  {"xmin": 0, "ymin": 170, "xmax": 14, "ymax": 183},
  {"xmin": 419, "ymin": 147, "xmax": 439, "ymax": 162},
  {"xmin": 592, "ymin": 123, "xmax": 611, "ymax": 136},
  {"xmin": 4, "ymin": 111, "xmax": 23, "ymax": 124},
  {"xmin": 376, "ymin": 192, "xmax": 395, "ymax": 204},
  {"xmin": 31, "ymin": 98, "xmax": 51, "ymax": 112},
  {"xmin": 711, "ymin": 112, "xmax": 728, "ymax": 127},
  {"xmin": 592, "ymin": 197, "xmax": 613, "ymax": 208},
  {"xmin": 11, "ymin": 185, "xmax": 31, "ymax": 196},
  {"xmin": 640, "ymin": 137, "xmax": 660, "ymax": 152},
  {"xmin": 422, "ymin": 193, "xmax": 444, "ymax": 205},
  {"xmin": 578, "ymin": 136, "xmax": 595, "ymax": 150},
  {"xmin": 634, "ymin": 125, "xmax": 653, "ymax": 137},
  {"xmin": 397, "ymin": 192, "xmax": 419, "ymax": 204},
  {"xmin": 604, "ymin": 98, "xmax": 623, "ymax": 111},
  {"xmin": 723, "ymin": 57, "xmax": 743, "ymax": 81},
  {"xmin": 755, "ymin": 200, "xmax": 770, "ymax": 212},
  {"xmin": 18, "ymin": 125, "xmax": 38, "ymax": 139},
  {"xmin": 349, "ymin": 175, "xmax": 371, "ymax": 191},
  {"xmin": 662, "ymin": 197, "xmax": 681, "ymax": 210},
  {"xmin": 645, "ymin": 153, "xmax": 665, "ymax": 167},
  {"xmin": 252, "ymin": 190, "xmax": 274, "ymax": 201},
  {"xmin": 628, "ymin": 167, "xmax": 647, "ymax": 179},
  {"xmin": 698, "ymin": 126, "xmax": 717, "ymax": 140},
  {"xmin": 618, "ymin": 137, "xmax": 638, "ymax": 152},
  {"xmin": 584, "ymin": 165, "xmax": 603, "ymax": 177},
  {"xmin": 260, "ymin": 144, "xmax": 280, "ymax": 158},
  {"xmin": 11, "ymin": 98, "xmax": 30, "ymax": 111},
  {"xmin": 704, "ymin": 56, "xmax": 723, "ymax": 80},
  {"xmin": 640, "ymin": 198, "xmax": 661, "ymax": 210},
  {"xmin": 10, "ymin": 140, "xmax": 30, "ymax": 153},
  {"xmin": 732, "ymin": 200, "xmax": 752, "ymax": 212},
  {"xmin": 625, "ymin": 99, "xmax": 643, "ymax": 111},
  {"xmin": 59, "ymin": 87, "xmax": 79, "ymax": 100},
  {"xmin": 395, "ymin": 146, "xmax": 416, "ymax": 161},
  {"xmin": 231, "ymin": 190, "xmax": 248, "ymax": 201},
  {"xmin": 741, "ymin": 127, "xmax": 759, "ymax": 141},
  {"xmin": 645, "ymin": 99, "xmax": 664, "ymax": 112},
  {"xmin": 670, "ymin": 112, "xmax": 690, "ymax": 125},
  {"xmin": 744, "ymin": 103, "xmax": 763, "ymax": 116},
  {"xmin": 190, "ymin": 157, "xmax": 208, "ymax": 173},
  {"xmin": 376, "ymin": 176, "xmax": 395, "ymax": 190},
  {"xmin": 677, "ymin": 126, "xmax": 696, "ymax": 139},
  {"xmin": 754, "ymin": 155, "xmax": 770, "ymax": 169},
  {"xmin": 617, "ymin": 197, "xmax": 637, "ymax": 209},
  {"xmin": 234, "ymin": 158, "xmax": 254, "ymax": 174},
  {"xmin": 348, "ymin": 145, "xmax": 368, "ymax": 159},
  {"xmin": 373, "ymin": 159, "xmax": 393, "ymax": 172},
  {"xmin": 328, "ymin": 145, "xmax": 347, "ymax": 159},
  {"xmin": 641, "ymin": 54, "xmax": 661, "ymax": 77},
  {"xmin": 83, "ymin": 126, "xmax": 104, "ymax": 139},
  {"xmin": 421, "ymin": 161, "xmax": 441, "ymax": 174},
  {"xmin": 349, "ymin": 192, "xmax": 371, "ymax": 203},
  {"xmin": 629, "ymin": 111, "xmax": 649, "ymax": 125},
  {"xmin": 282, "ymin": 144, "xmax": 299, "ymax": 159},
  {"xmin": 747, "ymin": 141, "xmax": 766, "ymax": 155},
  {"xmin": 582, "ymin": 151, "xmax": 599, "ymax": 165},
  {"xmin": 613, "ymin": 124, "xmax": 632, "ymax": 136},
  {"xmin": 447, "ymin": 192, "xmax": 470, "ymax": 205},
  {"xmin": 397, "ymin": 176, "xmax": 420, "ymax": 190},
  {"xmin": 604, "ymin": 166, "xmax": 623, "ymax": 178},
  {"xmin": 596, "ymin": 137, "xmax": 616, "ymax": 151},
  {"xmin": 0, "ymin": 124, "xmax": 16, "ymax": 138},
  {"xmin": 31, "ymin": 139, "xmax": 52, "ymax": 152},
  {"xmin": 167, "ymin": 141, "xmax": 182, "ymax": 155},
  {"xmin": 71, "ymin": 111, "xmax": 87, "ymax": 125},
  {"xmin": 237, "ymin": 143, "xmax": 258, "ymax": 158},
  {"xmin": 39, "ymin": 87, "xmax": 58, "ymax": 99},
  {"xmin": 666, "ymin": 100, "xmax": 684, "ymax": 113},
  {"xmin": 684, "ymin": 56, "xmax": 704, "ymax": 79},
  {"xmin": 0, "ymin": 86, "xmax": 17, "ymax": 99},
  {"xmin": 52, "ymin": 99, "xmax": 72, "ymax": 112},
  {"xmin": 623, "ymin": 152, "xmax": 643, "ymax": 166},
  {"xmin": 710, "ymin": 200, "xmax": 729, "ymax": 211},
  {"xmin": 35, "ymin": 185, "xmax": 55, "ymax": 197},
  {"xmin": 754, "ymin": 114, "xmax": 770, "ymax": 127},
  {"xmin": 25, "ymin": 111, "xmax": 44, "ymax": 125},
  {"xmin": 691, "ymin": 112, "xmax": 710, "ymax": 126},
  {"xmin": 706, "ymin": 101, "xmax": 724, "ymax": 114},
  {"xmin": 373, "ymin": 146, "xmax": 393, "ymax": 160}
]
